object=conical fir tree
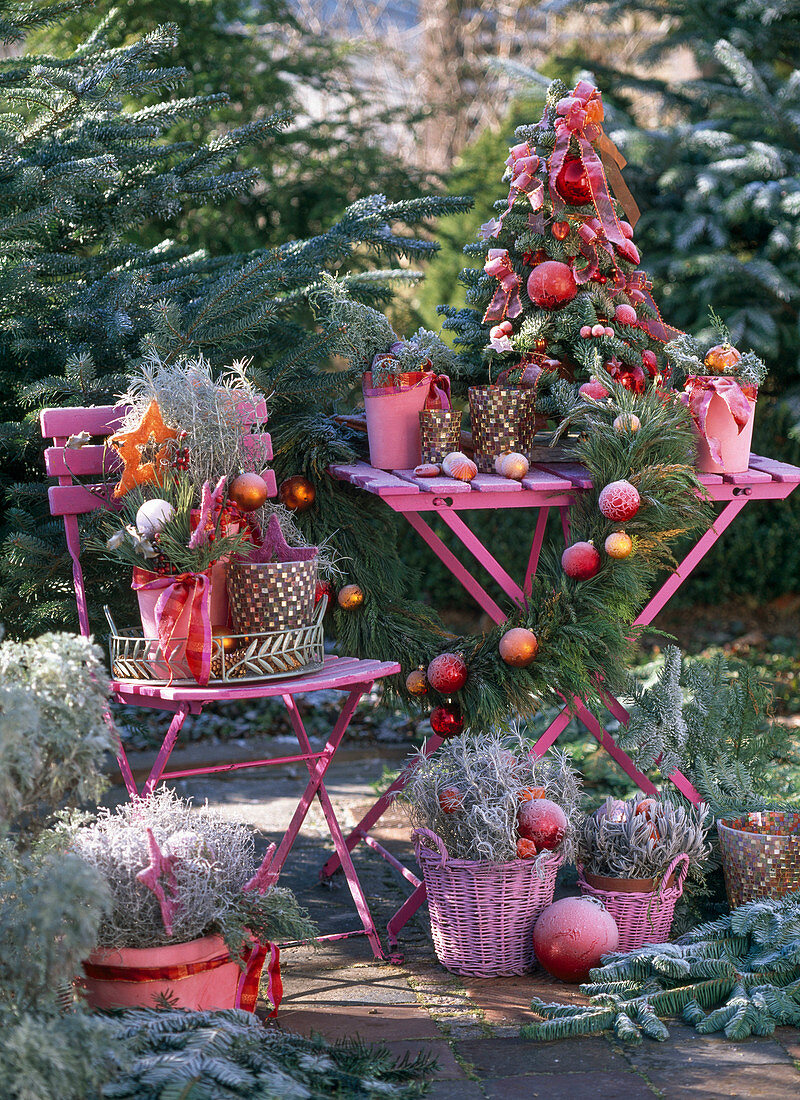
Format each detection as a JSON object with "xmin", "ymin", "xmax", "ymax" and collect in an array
[{"xmin": 442, "ymin": 78, "xmax": 679, "ymax": 406}]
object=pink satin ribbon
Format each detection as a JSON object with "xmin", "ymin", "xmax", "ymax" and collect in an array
[
  {"xmin": 680, "ymin": 376, "xmax": 755, "ymax": 465},
  {"xmin": 132, "ymin": 570, "xmax": 212, "ymax": 685},
  {"xmin": 483, "ymin": 249, "xmax": 523, "ymax": 324},
  {"xmin": 425, "ymin": 374, "xmax": 451, "ymax": 410}
]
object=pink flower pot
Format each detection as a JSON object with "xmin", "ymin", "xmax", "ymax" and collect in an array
[
  {"xmin": 689, "ymin": 379, "xmax": 757, "ymax": 474},
  {"xmin": 134, "ymin": 564, "xmax": 229, "ymax": 680},
  {"xmin": 363, "ymin": 370, "xmax": 434, "ymax": 470},
  {"xmin": 81, "ymin": 934, "xmax": 258, "ymax": 1012}
]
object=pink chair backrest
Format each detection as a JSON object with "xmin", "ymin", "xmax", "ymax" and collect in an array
[{"xmin": 40, "ymin": 401, "xmax": 275, "ymax": 637}]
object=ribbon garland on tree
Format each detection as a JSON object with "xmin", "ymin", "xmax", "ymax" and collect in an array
[{"xmin": 482, "ymin": 248, "xmax": 524, "ymax": 323}]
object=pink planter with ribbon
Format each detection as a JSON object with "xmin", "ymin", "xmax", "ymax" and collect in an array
[
  {"xmin": 363, "ymin": 370, "xmax": 436, "ymax": 469},
  {"xmin": 133, "ymin": 565, "xmax": 228, "ymax": 682},
  {"xmin": 682, "ymin": 375, "xmax": 757, "ymax": 475}
]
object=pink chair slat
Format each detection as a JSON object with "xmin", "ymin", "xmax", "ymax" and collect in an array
[
  {"xmin": 748, "ymin": 455, "xmax": 800, "ymax": 483},
  {"xmin": 392, "ymin": 469, "xmax": 472, "ymax": 494},
  {"xmin": 696, "ymin": 471, "xmax": 725, "ymax": 485},
  {"xmin": 721, "ymin": 466, "xmax": 773, "ymax": 485},
  {"xmin": 533, "ymin": 461, "xmax": 594, "ymax": 490},
  {"xmin": 329, "ymin": 462, "xmax": 420, "ymax": 496},
  {"xmin": 40, "ymin": 404, "xmax": 127, "ymax": 440},
  {"xmin": 48, "ymin": 482, "xmax": 116, "ymax": 517},
  {"xmin": 240, "ymin": 432, "xmax": 273, "ymax": 463},
  {"xmin": 469, "ymin": 473, "xmax": 522, "ymax": 493},
  {"xmin": 261, "ymin": 469, "xmax": 278, "ymax": 497},
  {"xmin": 44, "ymin": 445, "xmax": 120, "ymax": 478},
  {"xmin": 523, "ymin": 467, "xmax": 577, "ymax": 493}
]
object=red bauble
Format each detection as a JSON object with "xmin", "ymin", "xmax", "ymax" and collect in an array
[
  {"xmin": 314, "ymin": 580, "xmax": 336, "ymax": 609},
  {"xmin": 614, "ymin": 304, "xmax": 638, "ymax": 326},
  {"xmin": 517, "ymin": 798, "xmax": 568, "ymax": 850},
  {"xmin": 598, "ymin": 479, "xmax": 641, "ymax": 522},
  {"xmin": 619, "ymin": 220, "xmax": 634, "ymax": 240},
  {"xmin": 616, "ymin": 238, "xmax": 641, "ymax": 265},
  {"xmin": 555, "ymin": 156, "xmax": 593, "ymax": 205},
  {"xmin": 533, "ymin": 897, "xmax": 619, "ymax": 983},
  {"xmin": 561, "ymin": 541, "xmax": 601, "ymax": 580},
  {"xmin": 527, "ymin": 261, "xmax": 577, "ymax": 310},
  {"xmin": 616, "ymin": 364, "xmax": 646, "ymax": 394},
  {"xmin": 552, "ymin": 220, "xmax": 570, "ymax": 240},
  {"xmin": 427, "ymin": 652, "xmax": 468, "ymax": 694},
  {"xmin": 642, "ymin": 350, "xmax": 659, "ymax": 378},
  {"xmin": 430, "ymin": 703, "xmax": 464, "ymax": 739},
  {"xmin": 578, "ymin": 380, "xmax": 609, "ymax": 401}
]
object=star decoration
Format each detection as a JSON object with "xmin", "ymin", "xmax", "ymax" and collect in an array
[
  {"xmin": 136, "ymin": 827, "xmax": 181, "ymax": 936},
  {"xmin": 247, "ymin": 514, "xmax": 317, "ymax": 565},
  {"xmin": 108, "ymin": 400, "xmax": 178, "ymax": 499},
  {"xmin": 243, "ymin": 842, "xmax": 277, "ymax": 894}
]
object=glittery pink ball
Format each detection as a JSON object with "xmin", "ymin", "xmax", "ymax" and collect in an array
[
  {"xmin": 561, "ymin": 541, "xmax": 601, "ymax": 580},
  {"xmin": 603, "ymin": 326, "xmax": 614, "ymax": 337},
  {"xmin": 630, "ymin": 289, "xmax": 646, "ymax": 304},
  {"xmin": 533, "ymin": 897, "xmax": 619, "ymax": 983},
  {"xmin": 579, "ymin": 380, "xmax": 609, "ymax": 401},
  {"xmin": 490, "ymin": 321, "xmax": 513, "ymax": 339},
  {"xmin": 598, "ymin": 479, "xmax": 641, "ymax": 522},
  {"xmin": 591, "ymin": 323, "xmax": 606, "ymax": 337},
  {"xmin": 642, "ymin": 350, "xmax": 658, "ymax": 377},
  {"xmin": 580, "ymin": 325, "xmax": 592, "ymax": 338},
  {"xmin": 527, "ymin": 261, "xmax": 578, "ymax": 310},
  {"xmin": 615, "ymin": 304, "xmax": 638, "ymax": 325}
]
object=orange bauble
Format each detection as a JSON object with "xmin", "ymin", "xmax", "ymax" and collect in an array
[
  {"xmin": 337, "ymin": 583, "xmax": 364, "ymax": 610},
  {"xmin": 278, "ymin": 474, "xmax": 316, "ymax": 512},
  {"xmin": 229, "ymin": 472, "xmax": 269, "ymax": 512},
  {"xmin": 604, "ymin": 531, "xmax": 634, "ymax": 560},
  {"xmin": 212, "ymin": 627, "xmax": 238, "ymax": 654},
  {"xmin": 704, "ymin": 343, "xmax": 742, "ymax": 374},
  {"xmin": 405, "ymin": 668, "xmax": 428, "ymax": 696},
  {"xmin": 499, "ymin": 627, "xmax": 539, "ymax": 667},
  {"xmin": 551, "ymin": 221, "xmax": 570, "ymax": 240},
  {"xmin": 534, "ymin": 337, "xmax": 547, "ymax": 351}
]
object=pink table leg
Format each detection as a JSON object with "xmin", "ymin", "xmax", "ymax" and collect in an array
[
  {"xmin": 524, "ymin": 507, "xmax": 550, "ymax": 597},
  {"xmin": 405, "ymin": 512, "xmax": 506, "ymax": 622},
  {"xmin": 141, "ymin": 703, "xmax": 190, "ymax": 797},
  {"xmin": 560, "ymin": 505, "xmax": 571, "ymax": 544},
  {"xmin": 437, "ymin": 510, "xmax": 525, "ymax": 606},
  {"xmin": 387, "ymin": 883, "xmax": 429, "ymax": 952},
  {"xmin": 106, "ymin": 708, "xmax": 139, "ymax": 798}
]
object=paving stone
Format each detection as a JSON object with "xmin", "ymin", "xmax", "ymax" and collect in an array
[
  {"xmin": 277, "ymin": 1003, "xmax": 441, "ymax": 1042},
  {"xmin": 427, "ymin": 1082, "xmax": 485, "ymax": 1100},
  {"xmin": 482, "ymin": 1070, "xmax": 657, "ymax": 1099},
  {"xmin": 645, "ymin": 1062, "xmax": 800, "ymax": 1098},
  {"xmin": 774, "ymin": 1027, "xmax": 800, "ymax": 1063},
  {"xmin": 455, "ymin": 1036, "xmax": 627, "ymax": 1077},
  {"xmin": 280, "ymin": 966, "xmax": 417, "ymax": 1007},
  {"xmin": 464, "ymin": 972, "xmax": 589, "ymax": 1025},
  {"xmin": 623, "ymin": 1023, "xmax": 794, "ymax": 1070},
  {"xmin": 380, "ymin": 1039, "xmax": 468, "ymax": 1080}
]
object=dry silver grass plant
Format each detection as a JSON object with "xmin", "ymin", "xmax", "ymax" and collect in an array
[
  {"xmin": 66, "ymin": 788, "xmax": 313, "ymax": 952},
  {"xmin": 397, "ymin": 729, "xmax": 581, "ymax": 866},
  {"xmin": 575, "ymin": 796, "xmax": 711, "ymax": 881}
]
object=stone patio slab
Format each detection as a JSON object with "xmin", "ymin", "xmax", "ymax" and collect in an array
[
  {"xmin": 482, "ymin": 1070, "xmax": 657, "ymax": 1099},
  {"xmin": 455, "ymin": 1035, "xmax": 628, "ymax": 1077}
]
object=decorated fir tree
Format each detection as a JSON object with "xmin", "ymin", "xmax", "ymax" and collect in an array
[{"xmin": 441, "ymin": 77, "xmax": 681, "ymax": 408}]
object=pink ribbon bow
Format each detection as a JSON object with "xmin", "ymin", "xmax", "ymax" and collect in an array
[
  {"xmin": 482, "ymin": 249, "xmax": 523, "ymax": 324},
  {"xmin": 132, "ymin": 569, "xmax": 213, "ymax": 685},
  {"xmin": 425, "ymin": 374, "xmax": 451, "ymax": 411},
  {"xmin": 680, "ymin": 376, "xmax": 755, "ymax": 466},
  {"xmin": 618, "ymin": 272, "xmax": 683, "ymax": 344}
]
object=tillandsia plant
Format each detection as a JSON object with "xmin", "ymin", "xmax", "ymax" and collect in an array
[
  {"xmin": 575, "ymin": 797, "xmax": 711, "ymax": 882},
  {"xmin": 665, "ymin": 310, "xmax": 768, "ymax": 391},
  {"xmin": 397, "ymin": 729, "xmax": 581, "ymax": 865},
  {"xmin": 64, "ymin": 789, "xmax": 315, "ymax": 958}
]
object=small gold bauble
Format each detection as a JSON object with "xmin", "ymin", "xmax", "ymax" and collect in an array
[
  {"xmin": 337, "ymin": 583, "xmax": 364, "ymax": 610},
  {"xmin": 704, "ymin": 343, "xmax": 742, "ymax": 374},
  {"xmin": 278, "ymin": 474, "xmax": 316, "ymax": 512},
  {"xmin": 613, "ymin": 413, "xmax": 641, "ymax": 434},
  {"xmin": 229, "ymin": 472, "xmax": 269, "ymax": 512},
  {"xmin": 604, "ymin": 531, "xmax": 634, "ymax": 559},
  {"xmin": 405, "ymin": 668, "xmax": 428, "ymax": 696},
  {"xmin": 499, "ymin": 627, "xmax": 539, "ymax": 667},
  {"xmin": 499, "ymin": 452, "xmax": 530, "ymax": 480},
  {"xmin": 213, "ymin": 627, "xmax": 238, "ymax": 654},
  {"xmin": 534, "ymin": 337, "xmax": 547, "ymax": 352}
]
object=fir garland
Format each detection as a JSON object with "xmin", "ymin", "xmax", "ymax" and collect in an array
[{"xmin": 520, "ymin": 892, "xmax": 800, "ymax": 1043}]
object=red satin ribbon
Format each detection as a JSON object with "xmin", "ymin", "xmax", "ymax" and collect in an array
[
  {"xmin": 621, "ymin": 272, "xmax": 683, "ymax": 343},
  {"xmin": 482, "ymin": 249, "xmax": 523, "ymax": 323},
  {"xmin": 425, "ymin": 374, "xmax": 451, "ymax": 411},
  {"xmin": 132, "ymin": 570, "xmax": 212, "ymax": 685},
  {"xmin": 680, "ymin": 376, "xmax": 755, "ymax": 465}
]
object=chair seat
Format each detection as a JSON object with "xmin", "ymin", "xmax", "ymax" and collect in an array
[{"xmin": 112, "ymin": 654, "xmax": 400, "ymax": 710}]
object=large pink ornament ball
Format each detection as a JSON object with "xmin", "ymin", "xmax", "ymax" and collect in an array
[
  {"xmin": 533, "ymin": 897, "xmax": 619, "ymax": 983},
  {"xmin": 598, "ymin": 479, "xmax": 641, "ymax": 522},
  {"xmin": 517, "ymin": 798, "xmax": 568, "ymax": 850},
  {"xmin": 527, "ymin": 261, "xmax": 577, "ymax": 310},
  {"xmin": 561, "ymin": 541, "xmax": 601, "ymax": 580}
]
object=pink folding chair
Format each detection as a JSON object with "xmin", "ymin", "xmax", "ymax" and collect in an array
[{"xmin": 40, "ymin": 403, "xmax": 400, "ymax": 963}]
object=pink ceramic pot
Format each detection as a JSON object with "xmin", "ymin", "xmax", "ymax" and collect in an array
[
  {"xmin": 363, "ymin": 370, "xmax": 434, "ymax": 470},
  {"xmin": 81, "ymin": 934, "xmax": 252, "ymax": 1012},
  {"xmin": 134, "ymin": 564, "xmax": 229, "ymax": 680},
  {"xmin": 691, "ymin": 379, "xmax": 757, "ymax": 474}
]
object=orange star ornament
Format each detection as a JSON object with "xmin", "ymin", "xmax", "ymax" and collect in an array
[{"xmin": 108, "ymin": 399, "xmax": 178, "ymax": 498}]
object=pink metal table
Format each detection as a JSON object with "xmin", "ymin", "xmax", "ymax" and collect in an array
[
  {"xmin": 40, "ymin": 403, "xmax": 400, "ymax": 963},
  {"xmin": 323, "ymin": 452, "xmax": 800, "ymax": 952}
]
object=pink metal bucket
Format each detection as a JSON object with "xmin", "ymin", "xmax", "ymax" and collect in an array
[
  {"xmin": 81, "ymin": 934, "xmax": 262, "ymax": 1012},
  {"xmin": 578, "ymin": 854, "xmax": 689, "ymax": 952},
  {"xmin": 363, "ymin": 370, "xmax": 434, "ymax": 469},
  {"xmin": 690, "ymin": 381, "xmax": 757, "ymax": 474},
  {"xmin": 413, "ymin": 828, "xmax": 561, "ymax": 977}
]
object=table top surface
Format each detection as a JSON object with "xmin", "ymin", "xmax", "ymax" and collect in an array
[{"xmin": 330, "ymin": 453, "xmax": 800, "ymax": 508}]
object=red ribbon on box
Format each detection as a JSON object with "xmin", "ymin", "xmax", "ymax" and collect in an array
[
  {"xmin": 680, "ymin": 375, "xmax": 755, "ymax": 466},
  {"xmin": 132, "ymin": 569, "xmax": 212, "ymax": 685}
]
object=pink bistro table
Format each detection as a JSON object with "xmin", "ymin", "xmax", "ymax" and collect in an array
[{"xmin": 323, "ymin": 452, "xmax": 800, "ymax": 955}]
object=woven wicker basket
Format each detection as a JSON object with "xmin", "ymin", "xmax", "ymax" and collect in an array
[
  {"xmin": 419, "ymin": 408, "xmax": 462, "ymax": 464},
  {"xmin": 413, "ymin": 828, "xmax": 561, "ymax": 977},
  {"xmin": 468, "ymin": 385, "xmax": 537, "ymax": 473},
  {"xmin": 717, "ymin": 812, "xmax": 800, "ymax": 908},
  {"xmin": 578, "ymin": 854, "xmax": 689, "ymax": 953},
  {"xmin": 227, "ymin": 558, "xmax": 318, "ymax": 634}
]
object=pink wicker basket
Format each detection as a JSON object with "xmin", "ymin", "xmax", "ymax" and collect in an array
[
  {"xmin": 578, "ymin": 853, "xmax": 689, "ymax": 953},
  {"xmin": 413, "ymin": 827, "xmax": 561, "ymax": 977}
]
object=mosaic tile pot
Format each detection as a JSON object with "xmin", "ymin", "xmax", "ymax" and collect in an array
[
  {"xmin": 227, "ymin": 558, "xmax": 318, "ymax": 634},
  {"xmin": 717, "ymin": 811, "xmax": 800, "ymax": 908}
]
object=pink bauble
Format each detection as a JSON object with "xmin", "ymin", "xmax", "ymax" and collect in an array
[
  {"xmin": 427, "ymin": 652, "xmax": 468, "ymax": 694},
  {"xmin": 430, "ymin": 703, "xmax": 464, "ymax": 739},
  {"xmin": 642, "ymin": 349, "xmax": 659, "ymax": 377},
  {"xmin": 598, "ymin": 479, "xmax": 641, "ymax": 522},
  {"xmin": 630, "ymin": 289, "xmax": 646, "ymax": 304},
  {"xmin": 578, "ymin": 381, "xmax": 609, "ymax": 401},
  {"xmin": 603, "ymin": 326, "xmax": 614, "ymax": 338},
  {"xmin": 591, "ymin": 323, "xmax": 606, "ymax": 337},
  {"xmin": 561, "ymin": 541, "xmax": 601, "ymax": 580},
  {"xmin": 533, "ymin": 897, "xmax": 619, "ymax": 982},
  {"xmin": 490, "ymin": 321, "xmax": 513, "ymax": 339},
  {"xmin": 619, "ymin": 220, "xmax": 634, "ymax": 240},
  {"xmin": 614, "ymin": 304, "xmax": 638, "ymax": 326},
  {"xmin": 580, "ymin": 325, "xmax": 592, "ymax": 338},
  {"xmin": 527, "ymin": 261, "xmax": 577, "ymax": 310},
  {"xmin": 517, "ymin": 798, "xmax": 568, "ymax": 850}
]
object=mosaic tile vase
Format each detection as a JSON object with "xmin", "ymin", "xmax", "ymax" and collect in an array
[
  {"xmin": 717, "ymin": 811, "xmax": 800, "ymax": 908},
  {"xmin": 226, "ymin": 558, "xmax": 318, "ymax": 634}
]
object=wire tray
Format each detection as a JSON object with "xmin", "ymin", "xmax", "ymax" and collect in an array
[{"xmin": 106, "ymin": 597, "xmax": 326, "ymax": 685}]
